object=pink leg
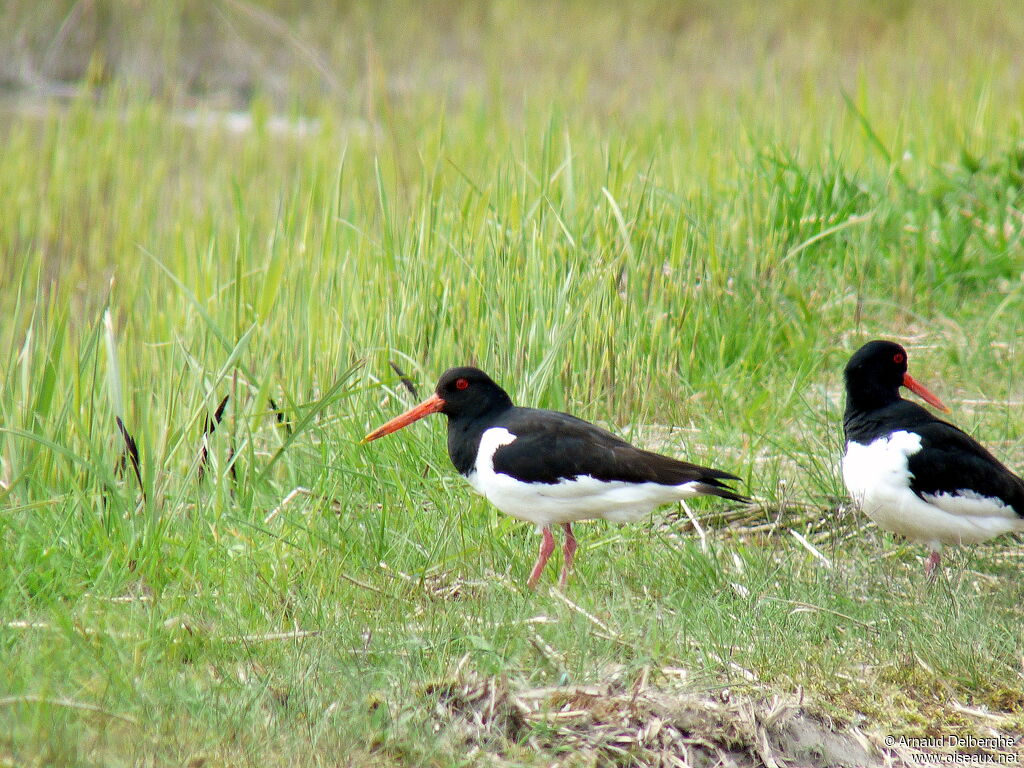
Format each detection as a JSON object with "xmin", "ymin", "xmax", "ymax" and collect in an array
[
  {"xmin": 559, "ymin": 523, "xmax": 577, "ymax": 588},
  {"xmin": 527, "ymin": 526, "xmax": 556, "ymax": 589},
  {"xmin": 924, "ymin": 550, "xmax": 941, "ymax": 579}
]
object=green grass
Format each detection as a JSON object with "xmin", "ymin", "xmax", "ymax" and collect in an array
[{"xmin": 2, "ymin": 1, "xmax": 1024, "ymax": 765}]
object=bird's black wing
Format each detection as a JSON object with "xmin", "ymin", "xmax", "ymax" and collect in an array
[
  {"xmin": 907, "ymin": 419, "xmax": 1024, "ymax": 517},
  {"xmin": 490, "ymin": 408, "xmax": 747, "ymax": 502}
]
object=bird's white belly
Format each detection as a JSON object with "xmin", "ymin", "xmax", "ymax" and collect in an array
[
  {"xmin": 466, "ymin": 427, "xmax": 700, "ymax": 527},
  {"xmin": 842, "ymin": 431, "xmax": 1024, "ymax": 546}
]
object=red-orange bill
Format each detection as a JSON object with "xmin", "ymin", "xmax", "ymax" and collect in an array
[
  {"xmin": 362, "ymin": 393, "xmax": 446, "ymax": 442},
  {"xmin": 902, "ymin": 372, "xmax": 950, "ymax": 413}
]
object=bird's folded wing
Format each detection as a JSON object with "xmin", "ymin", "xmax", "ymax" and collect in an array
[
  {"xmin": 491, "ymin": 409, "xmax": 737, "ymax": 487},
  {"xmin": 908, "ymin": 421, "xmax": 1024, "ymax": 517}
]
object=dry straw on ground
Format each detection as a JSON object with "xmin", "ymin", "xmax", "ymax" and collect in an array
[{"xmin": 415, "ymin": 667, "xmax": 999, "ymax": 767}]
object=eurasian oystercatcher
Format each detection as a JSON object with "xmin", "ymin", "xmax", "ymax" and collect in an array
[
  {"xmin": 364, "ymin": 367, "xmax": 748, "ymax": 588},
  {"xmin": 842, "ymin": 340, "xmax": 1024, "ymax": 576}
]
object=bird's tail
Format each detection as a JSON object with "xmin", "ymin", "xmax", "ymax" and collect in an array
[{"xmin": 695, "ymin": 480, "xmax": 750, "ymax": 504}]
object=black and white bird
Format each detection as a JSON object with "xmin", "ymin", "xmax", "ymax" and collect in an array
[
  {"xmin": 842, "ymin": 340, "xmax": 1024, "ymax": 576},
  {"xmin": 364, "ymin": 367, "xmax": 747, "ymax": 588}
]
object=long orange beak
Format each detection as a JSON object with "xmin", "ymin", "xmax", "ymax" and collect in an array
[
  {"xmin": 903, "ymin": 372, "xmax": 950, "ymax": 413},
  {"xmin": 362, "ymin": 393, "xmax": 446, "ymax": 442}
]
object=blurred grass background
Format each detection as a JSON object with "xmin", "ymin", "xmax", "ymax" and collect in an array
[{"xmin": 1, "ymin": 1, "xmax": 1023, "ymax": 765}]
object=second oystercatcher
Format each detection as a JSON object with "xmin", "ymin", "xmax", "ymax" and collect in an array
[
  {"xmin": 364, "ymin": 367, "xmax": 748, "ymax": 588},
  {"xmin": 842, "ymin": 340, "xmax": 1024, "ymax": 576}
]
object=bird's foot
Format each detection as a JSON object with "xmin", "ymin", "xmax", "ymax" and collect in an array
[
  {"xmin": 558, "ymin": 523, "xmax": 577, "ymax": 588},
  {"xmin": 527, "ymin": 526, "xmax": 556, "ymax": 589},
  {"xmin": 924, "ymin": 550, "xmax": 941, "ymax": 579}
]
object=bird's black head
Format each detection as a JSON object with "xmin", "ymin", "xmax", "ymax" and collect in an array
[
  {"xmin": 844, "ymin": 339, "xmax": 948, "ymax": 414},
  {"xmin": 434, "ymin": 367, "xmax": 514, "ymax": 421},
  {"xmin": 362, "ymin": 366, "xmax": 514, "ymax": 443},
  {"xmin": 844, "ymin": 340, "xmax": 908, "ymax": 400}
]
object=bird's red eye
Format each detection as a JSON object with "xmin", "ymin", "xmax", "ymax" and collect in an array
[
  {"xmin": 893, "ymin": 352, "xmax": 905, "ymax": 364},
  {"xmin": 455, "ymin": 378, "xmax": 469, "ymax": 390}
]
